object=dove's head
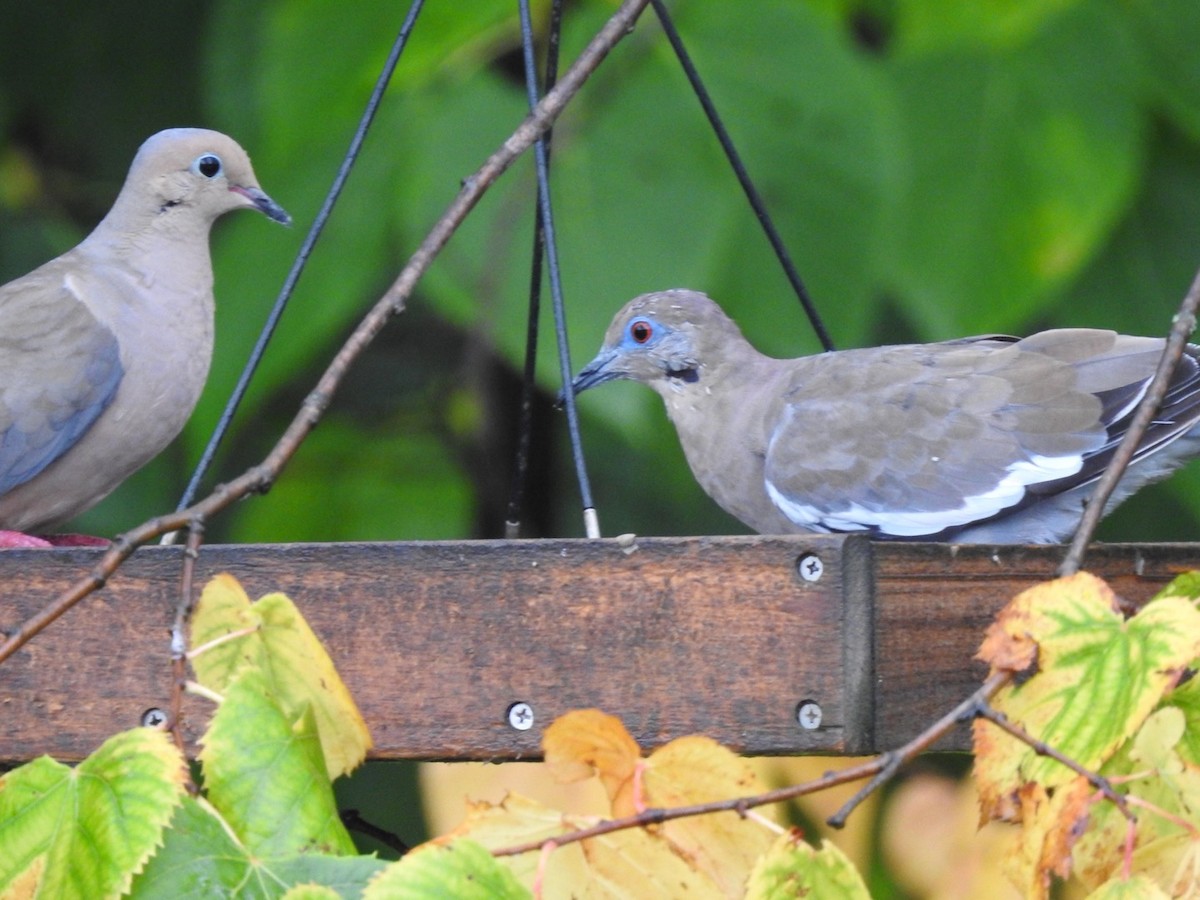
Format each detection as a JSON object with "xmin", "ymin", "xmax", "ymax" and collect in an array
[
  {"xmin": 569, "ymin": 289, "xmax": 751, "ymax": 398},
  {"xmin": 111, "ymin": 128, "xmax": 290, "ymax": 232}
]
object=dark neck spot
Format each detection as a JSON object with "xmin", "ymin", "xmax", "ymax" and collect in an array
[{"xmin": 668, "ymin": 367, "xmax": 699, "ymax": 383}]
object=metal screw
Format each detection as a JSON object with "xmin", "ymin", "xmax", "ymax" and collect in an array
[
  {"xmin": 141, "ymin": 707, "xmax": 168, "ymax": 728},
  {"xmin": 507, "ymin": 701, "xmax": 535, "ymax": 731},
  {"xmin": 796, "ymin": 700, "xmax": 823, "ymax": 731},
  {"xmin": 796, "ymin": 553, "xmax": 824, "ymax": 583}
]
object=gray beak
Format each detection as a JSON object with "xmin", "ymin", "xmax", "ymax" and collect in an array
[
  {"xmin": 233, "ymin": 185, "xmax": 292, "ymax": 225},
  {"xmin": 559, "ymin": 349, "xmax": 620, "ymax": 407}
]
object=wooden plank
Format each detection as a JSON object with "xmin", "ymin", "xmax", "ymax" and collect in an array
[
  {"xmin": 0, "ymin": 535, "xmax": 870, "ymax": 763},
  {"xmin": 4, "ymin": 538, "xmax": 1196, "ymax": 763},
  {"xmin": 872, "ymin": 542, "xmax": 1200, "ymax": 751}
]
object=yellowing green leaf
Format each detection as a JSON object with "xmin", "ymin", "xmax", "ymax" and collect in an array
[
  {"xmin": 364, "ymin": 840, "xmax": 529, "ymax": 900},
  {"xmin": 1130, "ymin": 707, "xmax": 1186, "ymax": 775},
  {"xmin": 0, "ymin": 728, "xmax": 186, "ymax": 900},
  {"xmin": 199, "ymin": 666, "xmax": 356, "ymax": 858},
  {"xmin": 1072, "ymin": 702, "xmax": 1200, "ymax": 890},
  {"xmin": 745, "ymin": 831, "xmax": 870, "ymax": 900},
  {"xmin": 1169, "ymin": 674, "xmax": 1200, "ymax": 766},
  {"xmin": 1084, "ymin": 872, "xmax": 1172, "ymax": 899},
  {"xmin": 975, "ymin": 572, "xmax": 1200, "ymax": 811},
  {"xmin": 1128, "ymin": 832, "xmax": 1200, "ymax": 898},
  {"xmin": 543, "ymin": 709, "xmax": 641, "ymax": 817},
  {"xmin": 644, "ymin": 736, "xmax": 777, "ymax": 896},
  {"xmin": 191, "ymin": 572, "xmax": 371, "ymax": 779}
]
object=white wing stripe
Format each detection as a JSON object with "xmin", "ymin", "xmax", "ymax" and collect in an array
[{"xmin": 766, "ymin": 453, "xmax": 1085, "ymax": 537}]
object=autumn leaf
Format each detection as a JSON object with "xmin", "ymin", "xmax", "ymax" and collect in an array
[
  {"xmin": 543, "ymin": 709, "xmax": 641, "ymax": 816},
  {"xmin": 976, "ymin": 572, "xmax": 1200, "ymax": 811}
]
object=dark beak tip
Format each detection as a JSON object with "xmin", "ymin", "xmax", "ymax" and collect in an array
[{"xmin": 261, "ymin": 200, "xmax": 292, "ymax": 226}]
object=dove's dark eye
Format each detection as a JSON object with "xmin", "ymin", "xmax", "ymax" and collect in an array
[
  {"xmin": 630, "ymin": 320, "xmax": 653, "ymax": 344},
  {"xmin": 192, "ymin": 154, "xmax": 222, "ymax": 178}
]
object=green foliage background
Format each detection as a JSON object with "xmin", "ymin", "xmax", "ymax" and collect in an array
[{"xmin": 4, "ymin": 0, "xmax": 1200, "ymax": 543}]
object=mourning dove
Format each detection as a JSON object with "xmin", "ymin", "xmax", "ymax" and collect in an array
[
  {"xmin": 0, "ymin": 128, "xmax": 289, "ymax": 547},
  {"xmin": 570, "ymin": 289, "xmax": 1200, "ymax": 543}
]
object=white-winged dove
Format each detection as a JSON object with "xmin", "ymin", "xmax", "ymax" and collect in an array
[
  {"xmin": 570, "ymin": 289, "xmax": 1200, "ymax": 543},
  {"xmin": 0, "ymin": 128, "xmax": 289, "ymax": 546}
]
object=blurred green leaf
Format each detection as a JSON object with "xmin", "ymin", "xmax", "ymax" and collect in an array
[{"xmin": 883, "ymin": 0, "xmax": 1145, "ymax": 338}]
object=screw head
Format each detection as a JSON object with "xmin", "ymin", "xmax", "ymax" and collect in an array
[
  {"xmin": 507, "ymin": 701, "xmax": 535, "ymax": 731},
  {"xmin": 796, "ymin": 553, "xmax": 824, "ymax": 583},
  {"xmin": 796, "ymin": 700, "xmax": 823, "ymax": 731},
  {"xmin": 141, "ymin": 707, "xmax": 168, "ymax": 728}
]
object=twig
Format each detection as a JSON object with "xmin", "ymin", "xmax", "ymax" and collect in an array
[
  {"xmin": 0, "ymin": 0, "xmax": 651, "ymax": 666},
  {"xmin": 973, "ymin": 703, "xmax": 1134, "ymax": 824},
  {"xmin": 339, "ymin": 808, "xmax": 411, "ymax": 856},
  {"xmin": 1059, "ymin": 266, "xmax": 1200, "ymax": 576},
  {"xmin": 826, "ymin": 669, "xmax": 1009, "ymax": 827},
  {"xmin": 169, "ymin": 523, "xmax": 205, "ymax": 775}
]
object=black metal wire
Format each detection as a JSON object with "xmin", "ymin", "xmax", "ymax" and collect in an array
[
  {"xmin": 505, "ymin": 0, "xmax": 566, "ymax": 539},
  {"xmin": 517, "ymin": 0, "xmax": 599, "ymax": 537},
  {"xmin": 649, "ymin": 0, "xmax": 835, "ymax": 352},
  {"xmin": 169, "ymin": 0, "xmax": 428, "ymax": 522}
]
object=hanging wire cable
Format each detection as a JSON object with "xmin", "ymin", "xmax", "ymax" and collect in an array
[
  {"xmin": 649, "ymin": 0, "xmax": 834, "ymax": 352},
  {"xmin": 517, "ymin": 0, "xmax": 600, "ymax": 538},
  {"xmin": 163, "ymin": 0, "xmax": 428, "ymax": 543},
  {"xmin": 505, "ymin": 0, "xmax": 566, "ymax": 539}
]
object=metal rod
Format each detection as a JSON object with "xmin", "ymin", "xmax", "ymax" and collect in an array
[
  {"xmin": 650, "ymin": 0, "xmax": 834, "ymax": 351},
  {"xmin": 165, "ymin": 0, "xmax": 428, "ymax": 543}
]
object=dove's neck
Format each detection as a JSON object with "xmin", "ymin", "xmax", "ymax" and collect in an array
[{"xmin": 655, "ymin": 345, "xmax": 802, "ymax": 532}]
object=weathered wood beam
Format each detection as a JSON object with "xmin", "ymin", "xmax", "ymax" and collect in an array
[{"xmin": 0, "ymin": 537, "xmax": 1192, "ymax": 763}]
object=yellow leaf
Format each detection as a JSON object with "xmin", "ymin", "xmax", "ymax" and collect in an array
[
  {"xmin": 543, "ymin": 710, "xmax": 641, "ymax": 815},
  {"xmin": 580, "ymin": 826, "xmax": 724, "ymax": 898},
  {"xmin": 190, "ymin": 573, "xmax": 371, "ymax": 779},
  {"xmin": 644, "ymin": 736, "xmax": 776, "ymax": 897},
  {"xmin": 434, "ymin": 792, "xmax": 586, "ymax": 895}
]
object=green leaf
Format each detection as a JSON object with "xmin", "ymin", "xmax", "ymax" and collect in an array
[
  {"xmin": 227, "ymin": 420, "xmax": 474, "ymax": 542},
  {"xmin": 976, "ymin": 573, "xmax": 1200, "ymax": 800},
  {"xmin": 1124, "ymin": 0, "xmax": 1200, "ymax": 142},
  {"xmin": 893, "ymin": 0, "xmax": 1086, "ymax": 53},
  {"xmin": 884, "ymin": 0, "xmax": 1144, "ymax": 338},
  {"xmin": 0, "ymin": 728, "xmax": 186, "ymax": 900},
  {"xmin": 1153, "ymin": 571, "xmax": 1200, "ymax": 606},
  {"xmin": 199, "ymin": 666, "xmax": 357, "ymax": 858},
  {"xmin": 363, "ymin": 840, "xmax": 530, "ymax": 900},
  {"xmin": 191, "ymin": 574, "xmax": 372, "ymax": 779},
  {"xmin": 131, "ymin": 796, "xmax": 386, "ymax": 899},
  {"xmin": 745, "ymin": 831, "xmax": 870, "ymax": 900}
]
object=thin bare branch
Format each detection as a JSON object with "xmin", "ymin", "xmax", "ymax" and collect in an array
[
  {"xmin": 1059, "ymin": 267, "xmax": 1200, "ymax": 576},
  {"xmin": 0, "ymin": 0, "xmax": 651, "ymax": 666},
  {"xmin": 973, "ymin": 703, "xmax": 1134, "ymax": 823}
]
